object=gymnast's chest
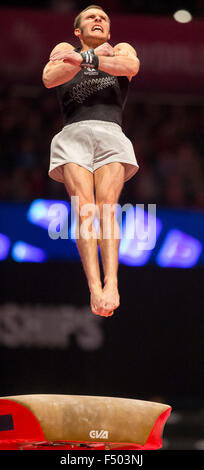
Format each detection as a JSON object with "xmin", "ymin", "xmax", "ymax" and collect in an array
[{"xmin": 58, "ymin": 69, "xmax": 120, "ymax": 105}]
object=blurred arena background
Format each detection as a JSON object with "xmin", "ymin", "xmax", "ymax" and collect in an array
[{"xmin": 0, "ymin": 0, "xmax": 204, "ymax": 450}]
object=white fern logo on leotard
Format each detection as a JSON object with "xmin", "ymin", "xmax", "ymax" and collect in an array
[{"xmin": 69, "ymin": 76, "xmax": 119, "ymax": 103}]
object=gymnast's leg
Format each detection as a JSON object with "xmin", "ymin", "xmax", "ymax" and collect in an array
[
  {"xmin": 94, "ymin": 162, "xmax": 125, "ymax": 315},
  {"xmin": 63, "ymin": 162, "xmax": 110, "ymax": 316}
]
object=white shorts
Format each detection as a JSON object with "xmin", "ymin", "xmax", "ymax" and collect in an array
[{"xmin": 48, "ymin": 120, "xmax": 139, "ymax": 183}]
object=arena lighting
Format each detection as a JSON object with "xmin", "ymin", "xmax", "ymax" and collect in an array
[
  {"xmin": 156, "ymin": 229, "xmax": 202, "ymax": 268},
  {"xmin": 1, "ymin": 201, "xmax": 203, "ymax": 266},
  {"xmin": 11, "ymin": 241, "xmax": 47, "ymax": 262},
  {"xmin": 0, "ymin": 233, "xmax": 11, "ymax": 260},
  {"xmin": 27, "ymin": 199, "xmax": 69, "ymax": 230},
  {"xmin": 119, "ymin": 206, "xmax": 162, "ymax": 266},
  {"xmin": 173, "ymin": 9, "xmax": 192, "ymax": 23}
]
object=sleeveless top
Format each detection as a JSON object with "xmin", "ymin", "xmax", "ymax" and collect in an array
[{"xmin": 56, "ymin": 45, "xmax": 130, "ymax": 127}]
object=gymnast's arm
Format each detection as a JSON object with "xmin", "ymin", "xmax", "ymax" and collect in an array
[
  {"xmin": 42, "ymin": 42, "xmax": 82, "ymax": 88},
  {"xmin": 98, "ymin": 42, "xmax": 140, "ymax": 79},
  {"xmin": 43, "ymin": 41, "xmax": 115, "ymax": 88},
  {"xmin": 42, "ymin": 42, "xmax": 140, "ymax": 88}
]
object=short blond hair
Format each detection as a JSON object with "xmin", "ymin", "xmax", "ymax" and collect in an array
[{"xmin": 74, "ymin": 4, "xmax": 110, "ymax": 30}]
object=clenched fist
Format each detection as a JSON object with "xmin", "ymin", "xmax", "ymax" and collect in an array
[
  {"xmin": 49, "ymin": 49, "xmax": 82, "ymax": 66},
  {"xmin": 49, "ymin": 42, "xmax": 115, "ymax": 67},
  {"xmin": 94, "ymin": 42, "xmax": 115, "ymax": 57}
]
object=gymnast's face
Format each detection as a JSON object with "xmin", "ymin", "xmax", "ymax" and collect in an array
[{"xmin": 74, "ymin": 8, "xmax": 111, "ymax": 46}]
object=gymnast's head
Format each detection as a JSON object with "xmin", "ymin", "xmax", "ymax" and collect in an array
[{"xmin": 74, "ymin": 5, "xmax": 111, "ymax": 48}]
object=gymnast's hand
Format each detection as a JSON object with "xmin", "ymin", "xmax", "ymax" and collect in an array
[
  {"xmin": 94, "ymin": 42, "xmax": 114, "ymax": 56},
  {"xmin": 49, "ymin": 49, "xmax": 83, "ymax": 66},
  {"xmin": 49, "ymin": 42, "xmax": 115, "ymax": 66}
]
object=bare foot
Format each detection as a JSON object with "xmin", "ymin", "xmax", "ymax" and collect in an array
[
  {"xmin": 101, "ymin": 282, "xmax": 120, "ymax": 313},
  {"xmin": 90, "ymin": 285, "xmax": 114, "ymax": 317}
]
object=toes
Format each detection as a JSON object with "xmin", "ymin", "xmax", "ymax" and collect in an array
[
  {"xmin": 102, "ymin": 301, "xmax": 118, "ymax": 310},
  {"xmin": 106, "ymin": 311, "xmax": 114, "ymax": 317},
  {"xmin": 90, "ymin": 293, "xmax": 116, "ymax": 317},
  {"xmin": 91, "ymin": 307, "xmax": 114, "ymax": 317},
  {"xmin": 91, "ymin": 303, "xmax": 108, "ymax": 316}
]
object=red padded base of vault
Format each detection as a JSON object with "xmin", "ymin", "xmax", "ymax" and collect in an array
[{"xmin": 0, "ymin": 399, "xmax": 171, "ymax": 450}]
